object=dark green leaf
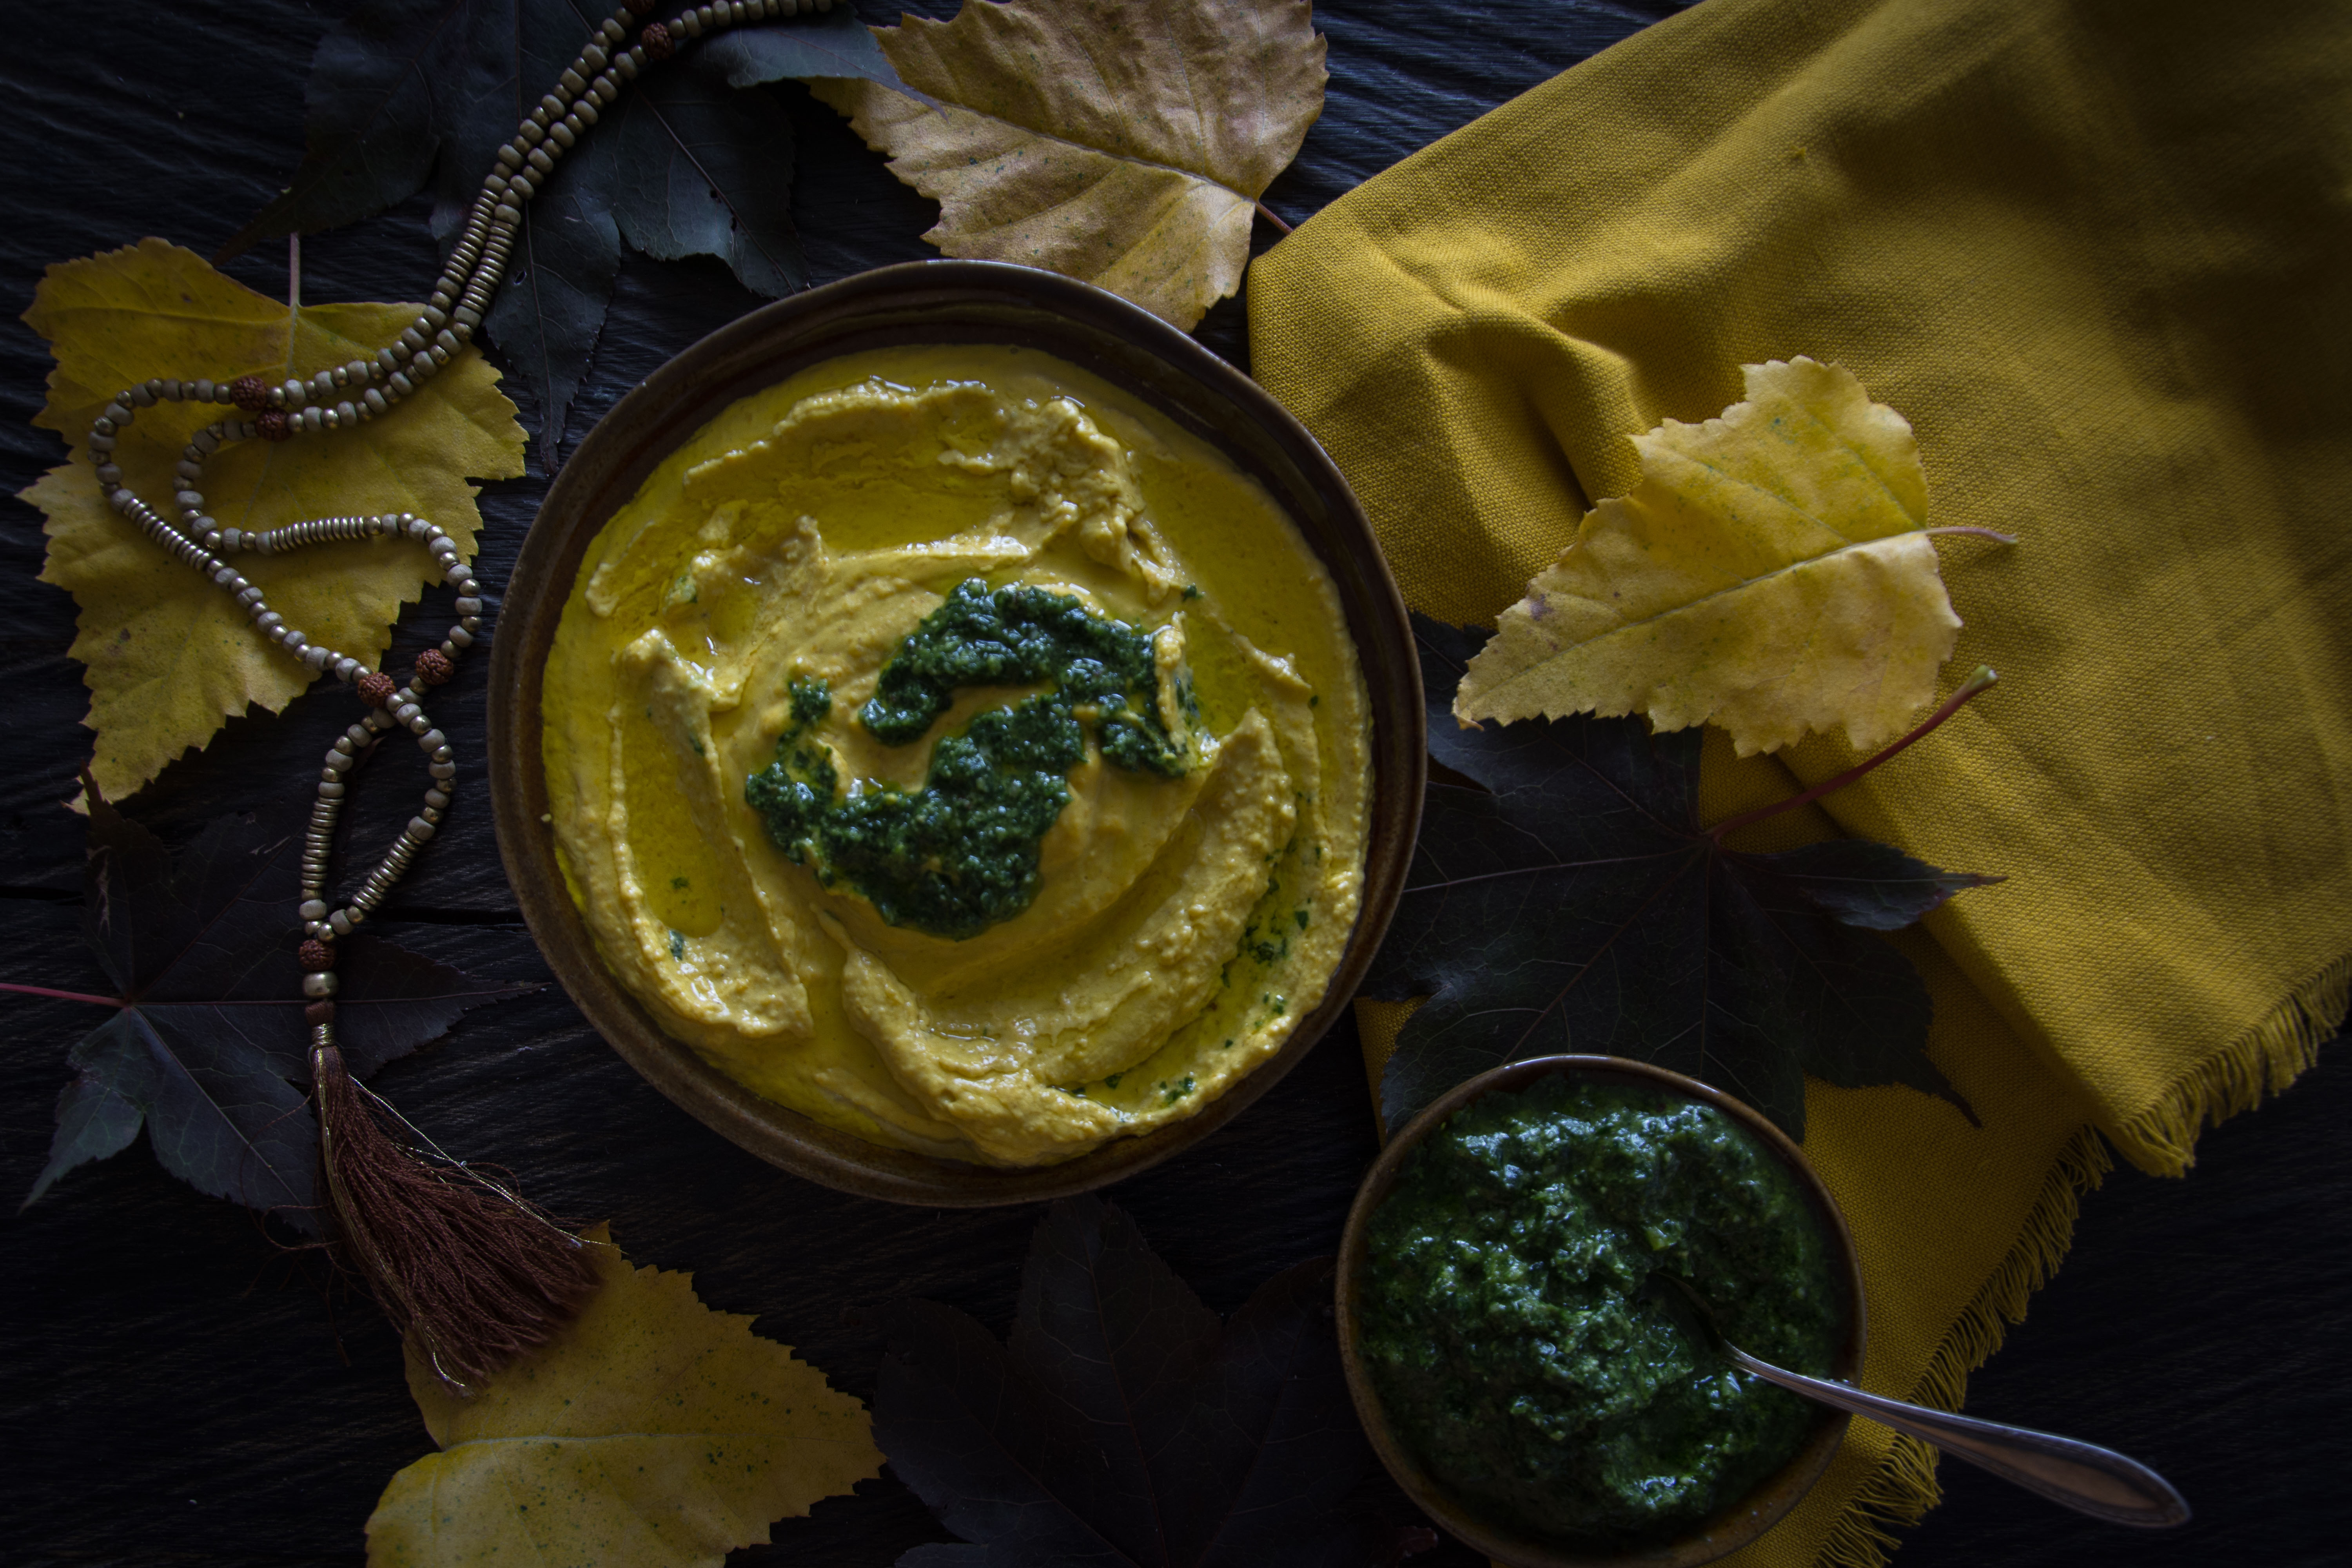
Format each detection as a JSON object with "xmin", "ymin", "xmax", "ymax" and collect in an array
[
  {"xmin": 484, "ymin": 123, "xmax": 624, "ymax": 472},
  {"xmin": 606, "ymin": 55, "xmax": 806, "ymax": 299},
  {"xmin": 1367, "ymin": 616, "xmax": 1991, "ymax": 1142},
  {"xmin": 877, "ymin": 1195, "xmax": 1391, "ymax": 1568},
  {"xmin": 18, "ymin": 789, "xmax": 539, "ymax": 1224},
  {"xmin": 699, "ymin": 6, "xmax": 930, "ymax": 100},
  {"xmin": 219, "ymin": 0, "xmax": 863, "ymax": 463}
]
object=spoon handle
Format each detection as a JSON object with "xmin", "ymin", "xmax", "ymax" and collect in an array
[{"xmin": 1728, "ymin": 1348, "xmax": 2190, "ymax": 1528}]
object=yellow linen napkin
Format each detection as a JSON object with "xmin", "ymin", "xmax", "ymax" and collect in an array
[{"xmin": 1252, "ymin": 0, "xmax": 2352, "ymax": 1561}]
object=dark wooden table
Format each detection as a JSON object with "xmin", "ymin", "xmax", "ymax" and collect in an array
[{"xmin": 2, "ymin": 3, "xmax": 2342, "ymax": 1564}]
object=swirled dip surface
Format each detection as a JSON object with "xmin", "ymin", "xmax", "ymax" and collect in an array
[
  {"xmin": 542, "ymin": 345, "xmax": 1370, "ymax": 1166},
  {"xmin": 1359, "ymin": 1077, "xmax": 1841, "ymax": 1547}
]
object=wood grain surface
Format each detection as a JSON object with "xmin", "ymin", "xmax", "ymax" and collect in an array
[{"xmin": 0, "ymin": 3, "xmax": 2340, "ymax": 1565}]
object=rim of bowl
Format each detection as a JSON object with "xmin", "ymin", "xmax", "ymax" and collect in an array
[
  {"xmin": 485, "ymin": 259, "xmax": 1426, "ymax": 1207},
  {"xmin": 1335, "ymin": 1054, "xmax": 1868, "ymax": 1567}
]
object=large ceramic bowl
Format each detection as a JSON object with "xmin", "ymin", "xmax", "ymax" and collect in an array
[
  {"xmin": 1336, "ymin": 1055, "xmax": 1867, "ymax": 1567},
  {"xmin": 486, "ymin": 260, "xmax": 1425, "ymax": 1207}
]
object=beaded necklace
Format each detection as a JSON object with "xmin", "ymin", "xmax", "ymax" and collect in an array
[{"xmin": 82, "ymin": 0, "xmax": 831, "ymax": 1390}]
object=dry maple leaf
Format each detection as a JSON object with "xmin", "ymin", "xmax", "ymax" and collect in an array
[
  {"xmin": 812, "ymin": 0, "xmax": 1326, "ymax": 330},
  {"xmin": 1457, "ymin": 358, "xmax": 1969, "ymax": 756},
  {"xmin": 367, "ymin": 1225, "xmax": 882, "ymax": 1568},
  {"xmin": 20, "ymin": 238, "xmax": 526, "ymax": 800}
]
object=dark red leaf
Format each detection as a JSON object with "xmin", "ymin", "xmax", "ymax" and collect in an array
[{"xmin": 877, "ymin": 1196, "xmax": 1389, "ymax": 1568}]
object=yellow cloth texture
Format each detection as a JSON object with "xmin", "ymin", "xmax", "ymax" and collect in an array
[{"xmin": 1252, "ymin": 0, "xmax": 2352, "ymax": 1562}]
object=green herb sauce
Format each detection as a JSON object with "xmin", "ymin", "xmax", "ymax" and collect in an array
[
  {"xmin": 1358, "ymin": 1076, "xmax": 1841, "ymax": 1548},
  {"xmin": 744, "ymin": 580, "xmax": 1191, "ymax": 940}
]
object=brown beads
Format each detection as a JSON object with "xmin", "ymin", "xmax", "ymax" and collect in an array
[
  {"xmin": 626, "ymin": 0, "xmax": 660, "ymax": 13},
  {"xmin": 298, "ymin": 938, "xmax": 336, "ymax": 971},
  {"xmin": 358, "ymin": 671, "xmax": 398, "ymax": 708},
  {"xmin": 230, "ymin": 374, "xmax": 270, "ymax": 411},
  {"xmin": 641, "ymin": 20, "xmax": 673, "ymax": 58},
  {"xmin": 304, "ymin": 1000, "xmax": 336, "ymax": 1026},
  {"xmin": 413, "ymin": 648, "xmax": 454, "ymax": 686},
  {"xmin": 256, "ymin": 409, "xmax": 292, "ymax": 441}
]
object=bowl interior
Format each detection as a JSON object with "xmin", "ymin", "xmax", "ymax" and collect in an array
[
  {"xmin": 486, "ymin": 260, "xmax": 1425, "ymax": 1207},
  {"xmin": 1335, "ymin": 1054, "xmax": 1867, "ymax": 1568}
]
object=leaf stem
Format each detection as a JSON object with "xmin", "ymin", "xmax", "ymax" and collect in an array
[
  {"xmin": 1707, "ymin": 666, "xmax": 2000, "ymax": 841},
  {"xmin": 1255, "ymin": 200, "xmax": 1295, "ymax": 235},
  {"xmin": 0, "ymin": 981, "xmax": 125, "ymax": 1008},
  {"xmin": 1924, "ymin": 525, "xmax": 2017, "ymax": 543}
]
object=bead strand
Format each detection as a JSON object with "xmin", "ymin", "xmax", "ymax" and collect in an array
[{"xmin": 78, "ymin": 0, "xmax": 757, "ymax": 1002}]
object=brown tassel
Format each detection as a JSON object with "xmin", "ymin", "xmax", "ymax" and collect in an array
[{"xmin": 310, "ymin": 1026, "xmax": 600, "ymax": 1391}]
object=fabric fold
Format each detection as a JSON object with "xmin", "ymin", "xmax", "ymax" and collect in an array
[{"xmin": 1253, "ymin": 0, "xmax": 2351, "ymax": 1559}]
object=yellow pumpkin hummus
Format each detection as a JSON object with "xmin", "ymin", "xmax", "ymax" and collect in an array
[{"xmin": 542, "ymin": 345, "xmax": 1370, "ymax": 1166}]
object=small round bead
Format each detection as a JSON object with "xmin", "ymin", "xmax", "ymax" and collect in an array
[
  {"xmin": 392, "ymin": 701, "xmax": 421, "ymax": 725},
  {"xmin": 428, "ymin": 760, "xmax": 458, "ymax": 780},
  {"xmin": 408, "ymin": 816, "xmax": 439, "ymax": 840},
  {"xmin": 425, "ymin": 788, "xmax": 452, "ymax": 810},
  {"xmin": 641, "ymin": 20, "xmax": 673, "ymax": 57},
  {"xmin": 192, "ymin": 379, "xmax": 216, "ymax": 402},
  {"xmin": 305, "ymin": 1000, "xmax": 336, "ymax": 1026},
  {"xmin": 281, "ymin": 379, "xmax": 308, "ymax": 408},
  {"xmin": 357, "ymin": 671, "xmax": 397, "ymax": 707},
  {"xmin": 302, "ymin": 970, "xmax": 340, "ymax": 998},
  {"xmin": 298, "ymin": 938, "xmax": 335, "ymax": 971},
  {"xmin": 417, "ymin": 728, "xmax": 447, "ymax": 752},
  {"xmin": 455, "ymin": 595, "xmax": 484, "ymax": 616},
  {"xmin": 230, "ymin": 375, "xmax": 269, "ymax": 410},
  {"xmin": 414, "ymin": 649, "xmax": 455, "ymax": 686},
  {"xmin": 256, "ymin": 410, "xmax": 292, "ymax": 441}
]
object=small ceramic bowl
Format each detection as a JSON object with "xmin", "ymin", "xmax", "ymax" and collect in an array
[
  {"xmin": 1336, "ymin": 1055, "xmax": 1866, "ymax": 1567},
  {"xmin": 486, "ymin": 260, "xmax": 1425, "ymax": 1207}
]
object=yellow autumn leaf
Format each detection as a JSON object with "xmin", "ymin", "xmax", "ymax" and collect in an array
[
  {"xmin": 1457, "ymin": 357, "xmax": 1967, "ymax": 755},
  {"xmin": 20, "ymin": 238, "xmax": 526, "ymax": 801},
  {"xmin": 813, "ymin": 0, "xmax": 1326, "ymax": 330},
  {"xmin": 367, "ymin": 1226, "xmax": 882, "ymax": 1568}
]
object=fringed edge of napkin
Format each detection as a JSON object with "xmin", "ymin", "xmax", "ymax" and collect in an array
[
  {"xmin": 1817, "ymin": 1124, "xmax": 2113, "ymax": 1568},
  {"xmin": 2117, "ymin": 951, "xmax": 2352, "ymax": 1178}
]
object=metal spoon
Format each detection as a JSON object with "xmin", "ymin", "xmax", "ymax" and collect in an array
[{"xmin": 1649, "ymin": 1273, "xmax": 2191, "ymax": 1528}]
